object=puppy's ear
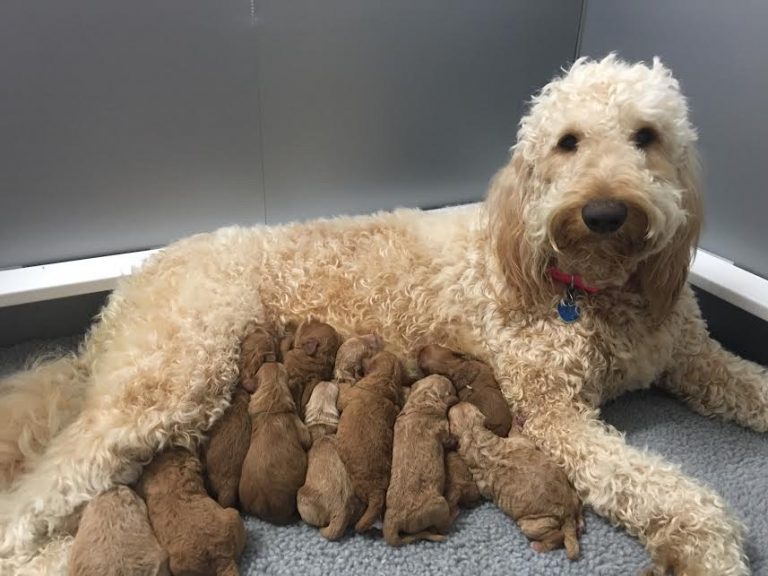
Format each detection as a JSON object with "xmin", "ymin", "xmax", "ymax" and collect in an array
[
  {"xmin": 637, "ymin": 146, "xmax": 701, "ymax": 323},
  {"xmin": 487, "ymin": 152, "xmax": 548, "ymax": 309},
  {"xmin": 302, "ymin": 338, "xmax": 320, "ymax": 356}
]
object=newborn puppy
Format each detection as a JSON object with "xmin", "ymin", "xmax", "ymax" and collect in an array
[
  {"xmin": 297, "ymin": 435, "xmax": 363, "ymax": 540},
  {"xmin": 239, "ymin": 324, "xmax": 278, "ymax": 393},
  {"xmin": 69, "ymin": 485, "xmax": 169, "ymax": 576},
  {"xmin": 283, "ymin": 320, "xmax": 342, "ymax": 417},
  {"xmin": 239, "ymin": 362, "xmax": 311, "ymax": 524},
  {"xmin": 334, "ymin": 334, "xmax": 382, "ymax": 383},
  {"xmin": 335, "ymin": 351, "xmax": 403, "ymax": 532},
  {"xmin": 304, "ymin": 380, "xmax": 339, "ymax": 443},
  {"xmin": 419, "ymin": 344, "xmax": 512, "ymax": 437},
  {"xmin": 448, "ymin": 402, "xmax": 581, "ymax": 559},
  {"xmin": 201, "ymin": 388, "xmax": 251, "ymax": 508},
  {"xmin": 136, "ymin": 448, "xmax": 246, "ymax": 576},
  {"xmin": 444, "ymin": 451, "xmax": 482, "ymax": 520},
  {"xmin": 384, "ymin": 375, "xmax": 458, "ymax": 546}
]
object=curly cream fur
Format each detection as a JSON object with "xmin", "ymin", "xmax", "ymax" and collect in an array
[{"xmin": 0, "ymin": 55, "xmax": 765, "ymax": 575}]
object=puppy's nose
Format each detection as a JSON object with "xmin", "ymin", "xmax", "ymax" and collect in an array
[{"xmin": 581, "ymin": 200, "xmax": 628, "ymax": 234}]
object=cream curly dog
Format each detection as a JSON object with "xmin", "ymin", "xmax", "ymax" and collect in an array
[{"xmin": 1, "ymin": 55, "xmax": 766, "ymax": 575}]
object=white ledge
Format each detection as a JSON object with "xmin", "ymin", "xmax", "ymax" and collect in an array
[
  {"xmin": 0, "ymin": 226, "xmax": 766, "ymax": 323},
  {"xmin": 0, "ymin": 249, "xmax": 160, "ymax": 308},
  {"xmin": 689, "ymin": 249, "xmax": 768, "ymax": 322}
]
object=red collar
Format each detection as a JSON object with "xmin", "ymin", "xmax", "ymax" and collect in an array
[{"xmin": 547, "ymin": 267, "xmax": 600, "ymax": 294}]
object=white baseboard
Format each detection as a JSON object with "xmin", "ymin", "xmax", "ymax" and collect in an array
[
  {"xmin": 1, "ymin": 216, "xmax": 766, "ymax": 322},
  {"xmin": 0, "ymin": 249, "xmax": 160, "ymax": 308},
  {"xmin": 688, "ymin": 249, "xmax": 768, "ymax": 322}
]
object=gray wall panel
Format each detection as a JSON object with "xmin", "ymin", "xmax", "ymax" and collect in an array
[
  {"xmin": 580, "ymin": 0, "xmax": 768, "ymax": 279},
  {"xmin": 0, "ymin": 1, "xmax": 264, "ymax": 268},
  {"xmin": 257, "ymin": 1, "xmax": 582, "ymax": 224}
]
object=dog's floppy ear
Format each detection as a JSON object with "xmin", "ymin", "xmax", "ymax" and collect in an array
[
  {"xmin": 637, "ymin": 146, "xmax": 702, "ymax": 323},
  {"xmin": 487, "ymin": 152, "xmax": 548, "ymax": 309},
  {"xmin": 302, "ymin": 338, "xmax": 320, "ymax": 356}
]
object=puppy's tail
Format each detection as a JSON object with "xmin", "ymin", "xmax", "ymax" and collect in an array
[
  {"xmin": 354, "ymin": 490, "xmax": 385, "ymax": 533},
  {"xmin": 563, "ymin": 515, "xmax": 580, "ymax": 560},
  {"xmin": 0, "ymin": 351, "xmax": 90, "ymax": 489}
]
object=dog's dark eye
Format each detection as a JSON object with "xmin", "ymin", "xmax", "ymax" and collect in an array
[
  {"xmin": 556, "ymin": 133, "xmax": 579, "ymax": 152},
  {"xmin": 633, "ymin": 127, "xmax": 658, "ymax": 149}
]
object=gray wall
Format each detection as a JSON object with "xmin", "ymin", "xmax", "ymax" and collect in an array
[
  {"xmin": 0, "ymin": 0, "xmax": 265, "ymax": 269},
  {"xmin": 257, "ymin": 0, "xmax": 582, "ymax": 223},
  {"xmin": 0, "ymin": 0, "xmax": 582, "ymax": 268},
  {"xmin": 580, "ymin": 0, "xmax": 768, "ymax": 280}
]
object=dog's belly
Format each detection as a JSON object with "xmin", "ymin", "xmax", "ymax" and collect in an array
[{"xmin": 250, "ymin": 214, "xmax": 479, "ymax": 355}]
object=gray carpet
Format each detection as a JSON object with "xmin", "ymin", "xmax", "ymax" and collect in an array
[{"xmin": 1, "ymin": 337, "xmax": 766, "ymax": 576}]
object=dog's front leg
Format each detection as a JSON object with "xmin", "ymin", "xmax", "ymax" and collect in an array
[
  {"xmin": 661, "ymin": 313, "xmax": 768, "ymax": 432},
  {"xmin": 499, "ymin": 365, "xmax": 748, "ymax": 575}
]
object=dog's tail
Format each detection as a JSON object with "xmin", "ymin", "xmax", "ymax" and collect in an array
[
  {"xmin": 354, "ymin": 490, "xmax": 385, "ymax": 533},
  {"xmin": 563, "ymin": 515, "xmax": 580, "ymax": 560},
  {"xmin": 0, "ymin": 350, "xmax": 90, "ymax": 490}
]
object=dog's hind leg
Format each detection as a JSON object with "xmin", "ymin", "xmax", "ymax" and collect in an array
[
  {"xmin": 0, "ymin": 234, "xmax": 266, "ymax": 565},
  {"xmin": 0, "ymin": 354, "xmax": 90, "ymax": 491}
]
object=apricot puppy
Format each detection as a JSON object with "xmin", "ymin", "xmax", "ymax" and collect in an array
[
  {"xmin": 335, "ymin": 351, "xmax": 403, "ymax": 532},
  {"xmin": 136, "ymin": 448, "xmax": 246, "ymax": 576},
  {"xmin": 282, "ymin": 320, "xmax": 342, "ymax": 417},
  {"xmin": 239, "ymin": 362, "xmax": 311, "ymax": 524},
  {"xmin": 239, "ymin": 323, "xmax": 278, "ymax": 393},
  {"xmin": 419, "ymin": 344, "xmax": 512, "ymax": 437},
  {"xmin": 384, "ymin": 375, "xmax": 458, "ymax": 546},
  {"xmin": 449, "ymin": 402, "xmax": 581, "ymax": 559},
  {"xmin": 69, "ymin": 485, "xmax": 169, "ymax": 576},
  {"xmin": 297, "ymin": 434, "xmax": 363, "ymax": 540},
  {"xmin": 201, "ymin": 388, "xmax": 251, "ymax": 508}
]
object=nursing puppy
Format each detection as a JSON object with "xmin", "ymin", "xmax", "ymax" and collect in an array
[
  {"xmin": 383, "ymin": 375, "xmax": 457, "ymax": 546},
  {"xmin": 239, "ymin": 324, "xmax": 278, "ymax": 393},
  {"xmin": 239, "ymin": 362, "xmax": 311, "ymax": 524},
  {"xmin": 201, "ymin": 387, "xmax": 251, "ymax": 508},
  {"xmin": 69, "ymin": 485, "xmax": 169, "ymax": 576},
  {"xmin": 335, "ymin": 351, "xmax": 403, "ymax": 532},
  {"xmin": 136, "ymin": 449, "xmax": 246, "ymax": 576},
  {"xmin": 419, "ymin": 344, "xmax": 512, "ymax": 437},
  {"xmin": 297, "ymin": 435, "xmax": 362, "ymax": 540},
  {"xmin": 444, "ymin": 451, "xmax": 482, "ymax": 520},
  {"xmin": 449, "ymin": 402, "xmax": 581, "ymax": 559},
  {"xmin": 282, "ymin": 320, "xmax": 342, "ymax": 417}
]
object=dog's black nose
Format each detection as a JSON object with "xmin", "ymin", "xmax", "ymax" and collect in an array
[{"xmin": 581, "ymin": 200, "xmax": 628, "ymax": 234}]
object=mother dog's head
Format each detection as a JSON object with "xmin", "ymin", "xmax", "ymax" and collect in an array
[{"xmin": 488, "ymin": 55, "xmax": 701, "ymax": 320}]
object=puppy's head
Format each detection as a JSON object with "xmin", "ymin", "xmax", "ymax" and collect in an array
[
  {"xmin": 488, "ymin": 55, "xmax": 700, "ymax": 319},
  {"xmin": 417, "ymin": 344, "xmax": 463, "ymax": 375},
  {"xmin": 362, "ymin": 351, "xmax": 404, "ymax": 385},
  {"xmin": 334, "ymin": 334, "xmax": 383, "ymax": 382},
  {"xmin": 294, "ymin": 321, "xmax": 343, "ymax": 360},
  {"xmin": 448, "ymin": 401, "xmax": 485, "ymax": 434},
  {"xmin": 409, "ymin": 375, "xmax": 458, "ymax": 409}
]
